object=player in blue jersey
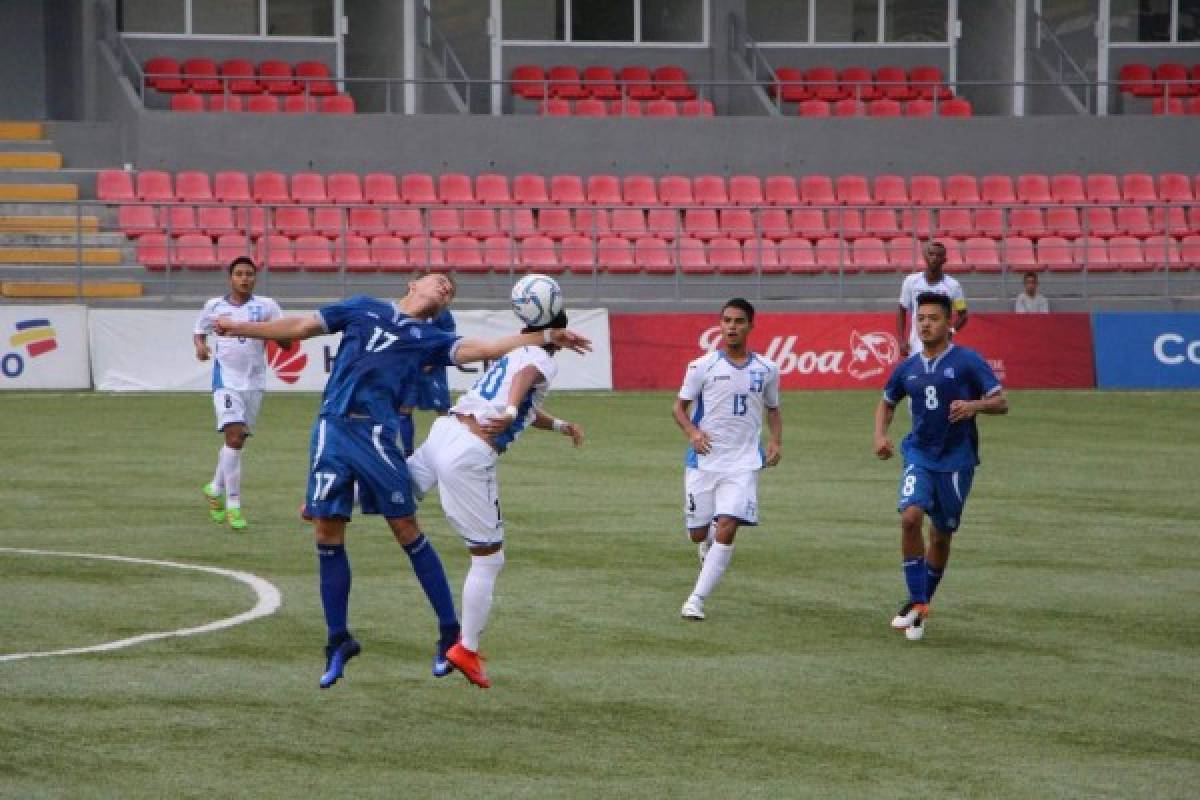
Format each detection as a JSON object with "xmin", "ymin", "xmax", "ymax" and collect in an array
[
  {"xmin": 874, "ymin": 292, "xmax": 1007, "ymax": 641},
  {"xmin": 214, "ymin": 273, "xmax": 590, "ymax": 687},
  {"xmin": 396, "ymin": 307, "xmax": 456, "ymax": 456}
]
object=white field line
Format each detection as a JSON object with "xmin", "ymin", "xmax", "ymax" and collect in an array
[{"xmin": 0, "ymin": 547, "xmax": 282, "ymax": 662}]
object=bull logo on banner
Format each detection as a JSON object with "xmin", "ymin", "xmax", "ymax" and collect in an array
[
  {"xmin": 698, "ymin": 326, "xmax": 899, "ymax": 381},
  {"xmin": 847, "ymin": 331, "xmax": 900, "ymax": 380}
]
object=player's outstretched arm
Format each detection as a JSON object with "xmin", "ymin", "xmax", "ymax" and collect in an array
[
  {"xmin": 454, "ymin": 329, "xmax": 591, "ymax": 365},
  {"xmin": 214, "ymin": 313, "xmax": 326, "ymax": 341},
  {"xmin": 874, "ymin": 400, "xmax": 896, "ymax": 460},
  {"xmin": 532, "ymin": 410, "xmax": 584, "ymax": 447}
]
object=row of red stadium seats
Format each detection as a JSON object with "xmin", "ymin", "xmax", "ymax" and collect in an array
[
  {"xmin": 98, "ymin": 170, "xmax": 1200, "ymax": 207},
  {"xmin": 511, "ymin": 64, "xmax": 698, "ymax": 101},
  {"xmin": 168, "ymin": 93, "xmax": 355, "ymax": 114},
  {"xmin": 539, "ymin": 98, "xmax": 715, "ymax": 117},
  {"xmin": 118, "ymin": 204, "xmax": 1200, "ymax": 242},
  {"xmin": 770, "ymin": 65, "xmax": 953, "ymax": 102},
  {"xmin": 791, "ymin": 98, "xmax": 970, "ymax": 117},
  {"xmin": 1117, "ymin": 63, "xmax": 1200, "ymax": 96},
  {"xmin": 134, "ymin": 232, "xmax": 1200, "ymax": 274},
  {"xmin": 1150, "ymin": 97, "xmax": 1200, "ymax": 115},
  {"xmin": 144, "ymin": 57, "xmax": 335, "ymax": 95}
]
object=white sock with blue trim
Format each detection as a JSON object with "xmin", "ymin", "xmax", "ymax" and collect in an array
[
  {"xmin": 461, "ymin": 550, "xmax": 505, "ymax": 652},
  {"xmin": 219, "ymin": 445, "xmax": 242, "ymax": 509},
  {"xmin": 691, "ymin": 542, "xmax": 733, "ymax": 600}
]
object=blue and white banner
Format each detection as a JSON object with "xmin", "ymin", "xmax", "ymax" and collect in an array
[{"xmin": 1093, "ymin": 313, "xmax": 1200, "ymax": 389}]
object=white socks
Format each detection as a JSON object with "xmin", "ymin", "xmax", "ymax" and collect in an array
[
  {"xmin": 461, "ymin": 550, "xmax": 505, "ymax": 652},
  {"xmin": 219, "ymin": 445, "xmax": 243, "ymax": 509},
  {"xmin": 691, "ymin": 542, "xmax": 734, "ymax": 600},
  {"xmin": 211, "ymin": 446, "xmax": 225, "ymax": 493}
]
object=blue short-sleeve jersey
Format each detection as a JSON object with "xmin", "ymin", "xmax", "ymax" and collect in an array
[
  {"xmin": 882, "ymin": 344, "xmax": 1002, "ymax": 472},
  {"xmin": 318, "ymin": 296, "xmax": 460, "ymax": 425}
]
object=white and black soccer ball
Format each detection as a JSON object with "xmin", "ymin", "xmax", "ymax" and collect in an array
[{"xmin": 510, "ymin": 273, "xmax": 564, "ymax": 328}]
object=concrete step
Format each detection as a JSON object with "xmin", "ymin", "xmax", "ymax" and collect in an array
[
  {"xmin": 0, "ymin": 184, "xmax": 78, "ymax": 202},
  {"xmin": 0, "ymin": 246, "xmax": 122, "ymax": 265},
  {"xmin": 2, "ymin": 280, "xmax": 143, "ymax": 299},
  {"xmin": 0, "ymin": 152, "xmax": 63, "ymax": 169},
  {"xmin": 0, "ymin": 202, "xmax": 115, "ymax": 221},
  {"xmin": 0, "ymin": 169, "xmax": 86, "ymax": 185},
  {"xmin": 0, "ymin": 231, "xmax": 125, "ymax": 246},
  {"xmin": 0, "ymin": 122, "xmax": 45, "ymax": 140},
  {"xmin": 0, "ymin": 215, "xmax": 99, "ymax": 233}
]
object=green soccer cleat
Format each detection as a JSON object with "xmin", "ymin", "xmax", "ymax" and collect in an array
[
  {"xmin": 203, "ymin": 483, "xmax": 225, "ymax": 524},
  {"xmin": 226, "ymin": 507, "xmax": 247, "ymax": 531}
]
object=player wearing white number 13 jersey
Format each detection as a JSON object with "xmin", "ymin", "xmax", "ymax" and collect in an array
[{"xmin": 673, "ymin": 298, "xmax": 782, "ymax": 622}]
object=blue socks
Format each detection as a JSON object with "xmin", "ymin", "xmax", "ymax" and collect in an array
[
  {"xmin": 926, "ymin": 564, "xmax": 945, "ymax": 601},
  {"xmin": 317, "ymin": 544, "xmax": 352, "ymax": 643},
  {"xmin": 903, "ymin": 557, "xmax": 928, "ymax": 604},
  {"xmin": 403, "ymin": 533, "xmax": 460, "ymax": 638},
  {"xmin": 397, "ymin": 412, "xmax": 415, "ymax": 456}
]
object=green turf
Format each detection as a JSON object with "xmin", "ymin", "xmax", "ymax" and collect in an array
[{"xmin": 1, "ymin": 390, "xmax": 1197, "ymax": 799}]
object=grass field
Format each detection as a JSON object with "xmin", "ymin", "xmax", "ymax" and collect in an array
[{"xmin": 1, "ymin": 390, "xmax": 1198, "ymax": 799}]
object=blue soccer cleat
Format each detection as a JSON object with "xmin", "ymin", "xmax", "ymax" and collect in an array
[
  {"xmin": 432, "ymin": 638, "xmax": 455, "ymax": 678},
  {"xmin": 319, "ymin": 636, "xmax": 361, "ymax": 689}
]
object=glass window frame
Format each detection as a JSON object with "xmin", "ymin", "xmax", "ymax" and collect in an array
[
  {"xmin": 748, "ymin": 0, "xmax": 957, "ymax": 46},
  {"xmin": 120, "ymin": 0, "xmax": 339, "ymax": 41},
  {"xmin": 1108, "ymin": 0, "xmax": 1200, "ymax": 45},
  {"xmin": 501, "ymin": 0, "xmax": 710, "ymax": 46}
]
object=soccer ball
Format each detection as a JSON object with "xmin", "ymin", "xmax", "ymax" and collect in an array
[{"xmin": 510, "ymin": 274, "xmax": 564, "ymax": 328}]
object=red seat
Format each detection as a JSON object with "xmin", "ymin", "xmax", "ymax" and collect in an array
[
  {"xmin": 1153, "ymin": 97, "xmax": 1186, "ymax": 115},
  {"xmin": 835, "ymin": 209, "xmax": 866, "ymax": 241},
  {"xmin": 620, "ymin": 66, "xmax": 659, "ymax": 101},
  {"xmin": 582, "ymin": 66, "xmax": 621, "ymax": 100},
  {"xmin": 259, "ymin": 60, "xmax": 300, "ymax": 94},
  {"xmin": 1155, "ymin": 63, "xmax": 1193, "ymax": 96},
  {"xmin": 646, "ymin": 208, "xmax": 681, "ymax": 240},
  {"xmin": 207, "ymin": 94, "xmax": 243, "ymax": 112},
  {"xmin": 939, "ymin": 238, "xmax": 968, "ymax": 272},
  {"xmin": 778, "ymin": 237, "xmax": 818, "ymax": 273},
  {"xmin": 836, "ymin": 175, "xmax": 871, "ymax": 206},
  {"xmin": 1037, "ymin": 236, "xmax": 1075, "ymax": 271},
  {"xmin": 548, "ymin": 65, "xmax": 588, "ymax": 100},
  {"xmin": 371, "ymin": 235, "xmax": 409, "ymax": 271},
  {"xmin": 216, "ymin": 233, "xmax": 253, "ymax": 265},
  {"xmin": 945, "ymin": 174, "xmax": 980, "ymax": 205},
  {"xmin": 910, "ymin": 175, "xmax": 945, "ymax": 206},
  {"xmin": 98, "ymin": 169, "xmax": 136, "ymax": 202},
  {"xmin": 801, "ymin": 175, "xmax": 836, "ymax": 206},
  {"xmin": 634, "ymin": 236, "xmax": 674, "ymax": 274},
  {"xmin": 162, "ymin": 204, "xmax": 199, "ymax": 235},
  {"xmin": 1086, "ymin": 174, "xmax": 1121, "ymax": 205},
  {"xmin": 680, "ymin": 99, "xmax": 715, "ymax": 116},
  {"xmin": 1189, "ymin": 96, "xmax": 1200, "ymax": 114},
  {"xmin": 220, "ymin": 59, "xmax": 260, "ymax": 94},
  {"xmin": 1121, "ymin": 173, "xmax": 1156, "ymax": 204},
  {"xmin": 1159, "ymin": 173, "xmax": 1194, "ymax": 203},
  {"xmin": 439, "ymin": 173, "xmax": 475, "ymax": 205},
  {"xmin": 719, "ymin": 209, "xmax": 756, "ymax": 241},
  {"xmin": 402, "ymin": 173, "xmax": 438, "ymax": 205},
  {"xmin": 550, "ymin": 174, "xmax": 586, "ymax": 205},
  {"xmin": 291, "ymin": 173, "xmax": 327, "ymax": 204},
  {"xmin": 708, "ymin": 237, "xmax": 749, "ymax": 274},
  {"xmin": 1143, "ymin": 235, "xmax": 1182, "ymax": 267},
  {"xmin": 1108, "ymin": 236, "xmax": 1150, "ymax": 271},
  {"xmin": 327, "ymin": 173, "xmax": 363, "ymax": 204},
  {"xmin": 319, "ymin": 94, "xmax": 355, "ymax": 114},
  {"xmin": 574, "ymin": 208, "xmax": 609, "ymax": 236},
  {"xmin": 273, "ymin": 206, "xmax": 312, "ymax": 237},
  {"xmin": 683, "ymin": 208, "xmax": 720, "ymax": 240},
  {"xmin": 444, "ymin": 236, "xmax": 485, "ymax": 272},
  {"xmin": 428, "ymin": 208, "xmax": 463, "ymax": 238},
  {"xmin": 337, "ymin": 234, "xmax": 374, "ymax": 273},
  {"xmin": 1001, "ymin": 236, "xmax": 1038, "ymax": 271},
  {"xmin": 1116, "ymin": 206, "xmax": 1153, "ymax": 237},
  {"xmin": 764, "ymin": 175, "xmax": 799, "ymax": 206},
  {"xmin": 904, "ymin": 99, "xmax": 934, "ymax": 117},
  {"xmin": 540, "ymin": 98, "xmax": 571, "ymax": 116},
  {"xmin": 408, "ymin": 235, "xmax": 446, "ymax": 269},
  {"xmin": 463, "ymin": 207, "xmax": 501, "ymax": 238},
  {"xmin": 136, "ymin": 170, "xmax": 173, "ymax": 203},
  {"xmin": 1180, "ymin": 235, "xmax": 1200, "ymax": 268},
  {"xmin": 875, "ymin": 66, "xmax": 914, "ymax": 101},
  {"xmin": 939, "ymin": 98, "xmax": 972, "ymax": 117},
  {"xmin": 349, "ymin": 207, "xmax": 386, "ymax": 237},
  {"xmin": 744, "ymin": 239, "xmax": 783, "ymax": 274},
  {"xmin": 936, "ymin": 208, "xmax": 974, "ymax": 238},
  {"xmin": 511, "ymin": 65, "xmax": 546, "ymax": 99},
  {"xmin": 729, "ymin": 175, "xmax": 763, "ymax": 206},
  {"xmin": 900, "ymin": 208, "xmax": 934, "ymax": 238},
  {"xmin": 805, "ymin": 67, "xmax": 842, "ymax": 102},
  {"xmin": 295, "ymin": 61, "xmax": 337, "ymax": 96},
  {"xmin": 839, "ymin": 66, "xmax": 879, "ymax": 102},
  {"xmin": 833, "ymin": 98, "xmax": 867, "ymax": 117},
  {"xmin": 887, "ymin": 236, "xmax": 921, "ymax": 269},
  {"xmin": 659, "ymin": 175, "xmax": 694, "ymax": 206},
  {"xmin": 610, "ymin": 208, "xmax": 648, "ymax": 237},
  {"xmin": 1083, "ymin": 206, "xmax": 1118, "ymax": 238},
  {"xmin": 852, "ymin": 237, "xmax": 890, "ymax": 272},
  {"xmin": 484, "ymin": 235, "xmax": 519, "ymax": 271},
  {"xmin": 513, "ymin": 174, "xmax": 549, "ymax": 205},
  {"xmin": 574, "ymin": 98, "xmax": 607, "ymax": 116},
  {"xmin": 608, "ymin": 99, "xmax": 642, "ymax": 116},
  {"xmin": 815, "ymin": 238, "xmax": 850, "ymax": 272},
  {"xmin": 283, "ymin": 95, "xmax": 319, "ymax": 113},
  {"xmin": 910, "ymin": 65, "xmax": 952, "ymax": 101},
  {"xmin": 676, "ymin": 237, "xmax": 710, "ymax": 274},
  {"xmin": 694, "ymin": 175, "xmax": 728, "ymax": 206},
  {"xmin": 873, "ymin": 175, "xmax": 908, "ymax": 205},
  {"xmin": 388, "ymin": 207, "xmax": 427, "ymax": 239},
  {"xmin": 867, "ymin": 99, "xmax": 903, "ymax": 116},
  {"xmin": 1017, "ymin": 173, "xmax": 1052, "ymax": 205},
  {"xmin": 963, "ymin": 237, "xmax": 1001, "ymax": 273},
  {"xmin": 981, "ymin": 175, "xmax": 1016, "ymax": 205},
  {"xmin": 1046, "ymin": 206, "xmax": 1082, "ymax": 237},
  {"xmin": 294, "ymin": 234, "xmax": 335, "ymax": 272},
  {"xmin": 118, "ymin": 204, "xmax": 157, "ymax": 237},
  {"xmin": 1051, "ymin": 174, "xmax": 1086, "ymax": 204},
  {"xmin": 973, "ymin": 207, "xmax": 1005, "ymax": 238},
  {"xmin": 622, "ymin": 175, "xmax": 658, "ymax": 206},
  {"xmin": 137, "ymin": 232, "xmax": 171, "ymax": 271},
  {"xmin": 772, "ymin": 67, "xmax": 807, "ymax": 103},
  {"xmin": 797, "ymin": 100, "xmax": 831, "ymax": 117},
  {"xmin": 586, "ymin": 175, "xmax": 621, "ymax": 206},
  {"xmin": 236, "ymin": 207, "xmax": 270, "ymax": 238},
  {"xmin": 598, "ymin": 236, "xmax": 637, "ymax": 273},
  {"xmin": 364, "ymin": 173, "xmax": 400, "ymax": 204},
  {"xmin": 558, "ymin": 235, "xmax": 594, "ymax": 274},
  {"xmin": 183, "ymin": 59, "xmax": 221, "ymax": 93},
  {"xmin": 144, "ymin": 57, "xmax": 185, "ymax": 93},
  {"xmin": 245, "ymin": 95, "xmax": 280, "ymax": 113},
  {"xmin": 655, "ymin": 66, "xmax": 697, "ymax": 102},
  {"xmin": 314, "ymin": 207, "xmax": 347, "ymax": 238},
  {"xmin": 476, "ymin": 174, "xmax": 513, "ymax": 205},
  {"xmin": 170, "ymin": 93, "xmax": 205, "ymax": 112},
  {"xmin": 863, "ymin": 208, "xmax": 901, "ymax": 238},
  {"xmin": 791, "ymin": 208, "xmax": 830, "ymax": 238},
  {"xmin": 1118, "ymin": 63, "xmax": 1155, "ymax": 96},
  {"xmin": 1152, "ymin": 205, "xmax": 1189, "ymax": 235},
  {"xmin": 178, "ymin": 233, "xmax": 219, "ymax": 270},
  {"xmin": 645, "ymin": 100, "xmax": 678, "ymax": 117},
  {"xmin": 1010, "ymin": 207, "xmax": 1047, "ymax": 238},
  {"xmin": 537, "ymin": 207, "xmax": 574, "ymax": 239},
  {"xmin": 500, "ymin": 207, "xmax": 537, "ymax": 239}
]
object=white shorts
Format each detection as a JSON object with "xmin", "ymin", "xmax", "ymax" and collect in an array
[
  {"xmin": 684, "ymin": 468, "xmax": 759, "ymax": 529},
  {"xmin": 407, "ymin": 415, "xmax": 504, "ymax": 547},
  {"xmin": 213, "ymin": 388, "xmax": 263, "ymax": 433}
]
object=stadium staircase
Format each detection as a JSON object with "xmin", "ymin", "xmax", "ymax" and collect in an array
[{"xmin": 0, "ymin": 121, "xmax": 140, "ymax": 301}]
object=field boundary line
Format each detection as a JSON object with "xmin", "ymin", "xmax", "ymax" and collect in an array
[{"xmin": 0, "ymin": 547, "xmax": 282, "ymax": 662}]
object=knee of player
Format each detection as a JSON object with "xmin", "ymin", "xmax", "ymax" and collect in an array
[
  {"xmin": 900, "ymin": 507, "xmax": 925, "ymax": 530},
  {"xmin": 714, "ymin": 516, "xmax": 740, "ymax": 543},
  {"xmin": 388, "ymin": 515, "xmax": 421, "ymax": 544},
  {"xmin": 224, "ymin": 429, "xmax": 247, "ymax": 449}
]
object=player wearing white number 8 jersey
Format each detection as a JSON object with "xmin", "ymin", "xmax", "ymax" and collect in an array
[
  {"xmin": 673, "ymin": 298, "xmax": 782, "ymax": 622},
  {"xmin": 407, "ymin": 310, "xmax": 583, "ymax": 688}
]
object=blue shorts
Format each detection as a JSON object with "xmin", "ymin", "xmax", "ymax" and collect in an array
[
  {"xmin": 304, "ymin": 415, "xmax": 416, "ymax": 520},
  {"xmin": 896, "ymin": 462, "xmax": 974, "ymax": 534}
]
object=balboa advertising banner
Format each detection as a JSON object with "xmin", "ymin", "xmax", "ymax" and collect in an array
[
  {"xmin": 89, "ymin": 308, "xmax": 611, "ymax": 392},
  {"xmin": 1092, "ymin": 312, "xmax": 1200, "ymax": 389},
  {"xmin": 0, "ymin": 306, "xmax": 90, "ymax": 389},
  {"xmin": 611, "ymin": 312, "xmax": 1094, "ymax": 390}
]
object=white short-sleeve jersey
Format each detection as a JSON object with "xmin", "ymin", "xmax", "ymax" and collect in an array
[
  {"xmin": 678, "ymin": 350, "xmax": 780, "ymax": 472},
  {"xmin": 194, "ymin": 295, "xmax": 283, "ymax": 391},
  {"xmin": 898, "ymin": 271, "xmax": 966, "ymax": 352},
  {"xmin": 451, "ymin": 345, "xmax": 558, "ymax": 453}
]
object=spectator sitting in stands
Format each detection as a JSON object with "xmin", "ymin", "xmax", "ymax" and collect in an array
[{"xmin": 1014, "ymin": 271, "xmax": 1049, "ymax": 313}]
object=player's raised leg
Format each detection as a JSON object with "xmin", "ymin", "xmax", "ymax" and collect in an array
[{"xmin": 387, "ymin": 514, "xmax": 461, "ymax": 674}]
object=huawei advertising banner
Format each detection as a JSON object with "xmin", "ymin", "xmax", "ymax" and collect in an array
[
  {"xmin": 1092, "ymin": 313, "xmax": 1200, "ymax": 389},
  {"xmin": 89, "ymin": 309, "xmax": 611, "ymax": 391},
  {"xmin": 0, "ymin": 306, "xmax": 90, "ymax": 389},
  {"xmin": 610, "ymin": 312, "xmax": 1094, "ymax": 390}
]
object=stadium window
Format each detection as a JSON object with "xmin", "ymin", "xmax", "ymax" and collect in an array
[
  {"xmin": 193, "ymin": 0, "xmax": 259, "ymax": 35},
  {"xmin": 1179, "ymin": 0, "xmax": 1200, "ymax": 40},
  {"xmin": 119, "ymin": 0, "xmax": 186, "ymax": 33},
  {"xmin": 1110, "ymin": 0, "xmax": 1170, "ymax": 42},
  {"xmin": 571, "ymin": 0, "xmax": 635, "ymax": 41},
  {"xmin": 642, "ymin": 0, "xmax": 704, "ymax": 42},
  {"xmin": 268, "ymin": 0, "xmax": 334, "ymax": 37},
  {"xmin": 745, "ymin": 0, "xmax": 810, "ymax": 42},
  {"xmin": 503, "ymin": 0, "xmax": 565, "ymax": 40},
  {"xmin": 885, "ymin": 0, "xmax": 947, "ymax": 42},
  {"xmin": 814, "ymin": 0, "xmax": 879, "ymax": 42}
]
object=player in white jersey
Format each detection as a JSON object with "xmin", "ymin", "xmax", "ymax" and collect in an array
[
  {"xmin": 192, "ymin": 257, "xmax": 285, "ymax": 531},
  {"xmin": 897, "ymin": 240, "xmax": 968, "ymax": 357},
  {"xmin": 673, "ymin": 298, "xmax": 782, "ymax": 621},
  {"xmin": 406, "ymin": 310, "xmax": 583, "ymax": 687}
]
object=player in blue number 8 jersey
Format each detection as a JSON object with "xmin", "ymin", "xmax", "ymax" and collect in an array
[
  {"xmin": 214, "ymin": 273, "xmax": 591, "ymax": 688},
  {"xmin": 874, "ymin": 291, "xmax": 1008, "ymax": 641}
]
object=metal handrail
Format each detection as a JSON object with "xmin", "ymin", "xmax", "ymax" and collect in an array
[{"xmin": 1032, "ymin": 9, "xmax": 1093, "ymax": 112}]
